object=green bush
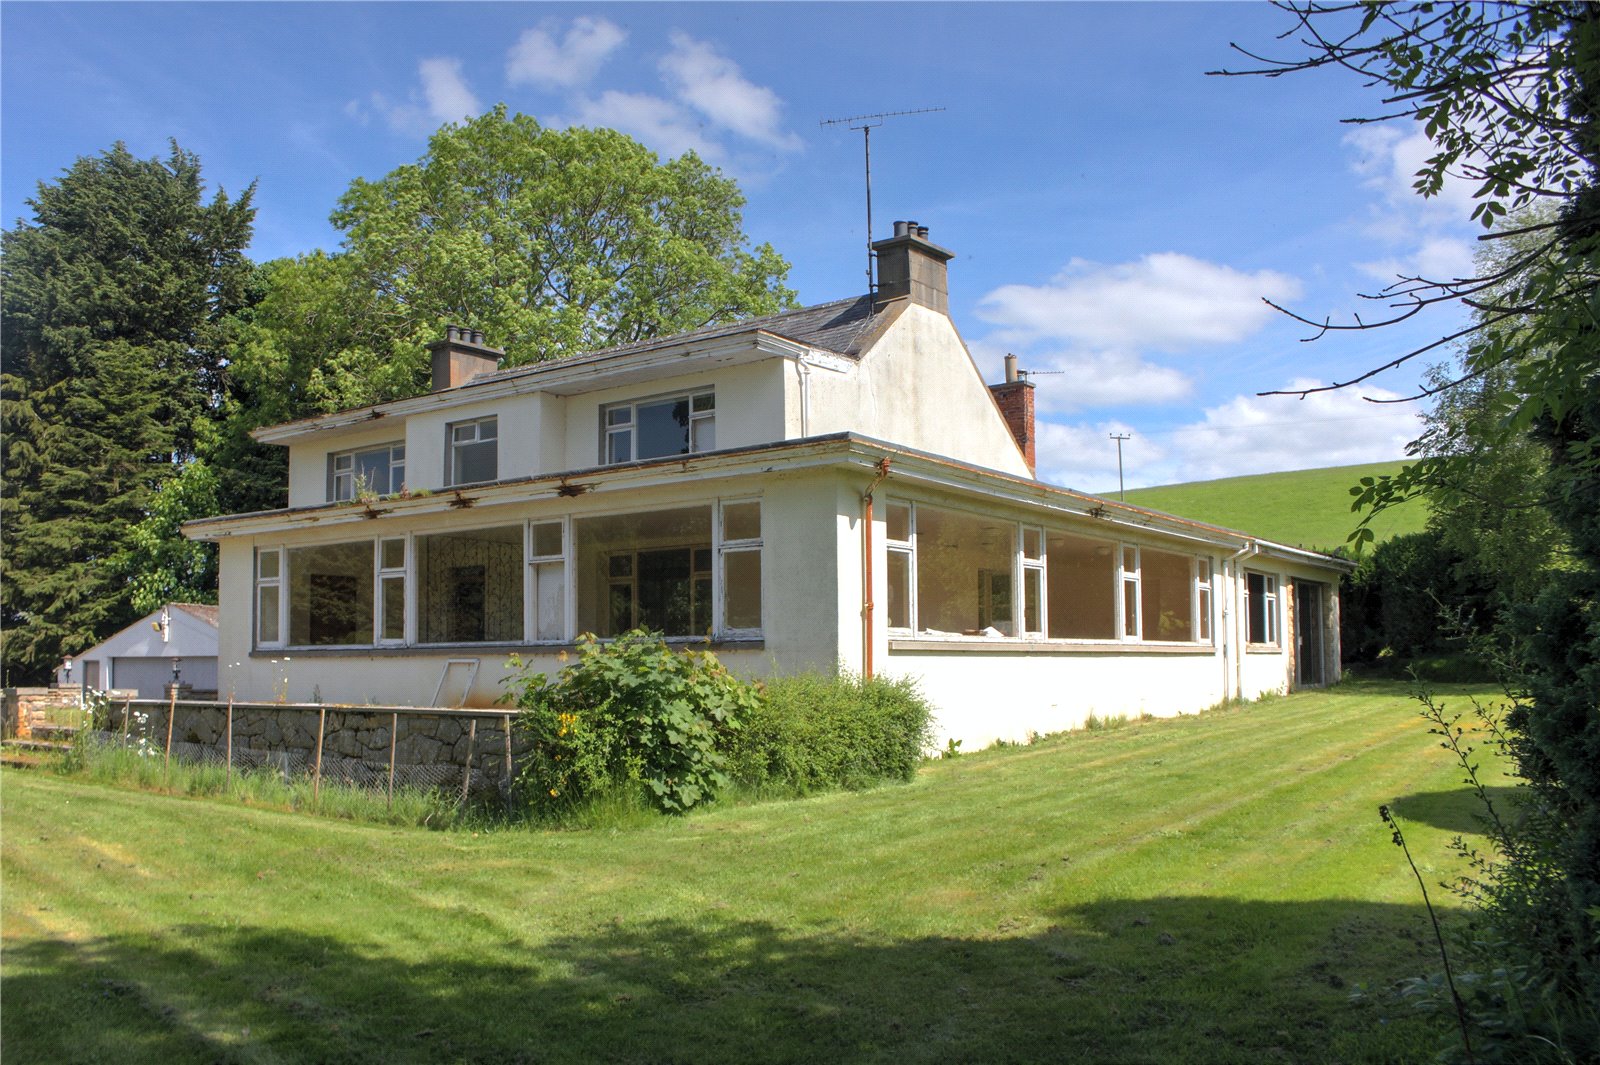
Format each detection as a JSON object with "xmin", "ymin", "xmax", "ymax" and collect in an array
[
  {"xmin": 504, "ymin": 631, "xmax": 760, "ymax": 816},
  {"xmin": 726, "ymin": 671, "xmax": 934, "ymax": 795}
]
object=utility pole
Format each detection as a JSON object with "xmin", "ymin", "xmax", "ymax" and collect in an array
[{"xmin": 1109, "ymin": 433, "xmax": 1131, "ymax": 501}]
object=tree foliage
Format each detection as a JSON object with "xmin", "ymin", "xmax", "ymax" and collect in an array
[
  {"xmin": 120, "ymin": 460, "xmax": 221, "ymax": 616},
  {"xmin": 1225, "ymin": 5, "xmax": 1600, "ymax": 1057},
  {"xmin": 228, "ymin": 107, "xmax": 796, "ymax": 427},
  {"xmin": 1, "ymin": 143, "xmax": 253, "ymax": 683}
]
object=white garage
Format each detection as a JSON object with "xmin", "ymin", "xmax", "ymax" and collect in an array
[{"xmin": 58, "ymin": 604, "xmax": 220, "ymax": 700}]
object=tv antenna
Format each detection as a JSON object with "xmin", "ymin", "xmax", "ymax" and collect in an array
[{"xmin": 820, "ymin": 107, "xmax": 944, "ymax": 295}]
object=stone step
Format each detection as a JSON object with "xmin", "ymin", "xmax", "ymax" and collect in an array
[
  {"xmin": 1, "ymin": 752, "xmax": 48, "ymax": 769},
  {"xmin": 31, "ymin": 723, "xmax": 79, "ymax": 740},
  {"xmin": 2, "ymin": 738, "xmax": 71, "ymax": 754}
]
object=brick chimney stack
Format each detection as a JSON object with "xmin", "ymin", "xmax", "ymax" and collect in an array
[
  {"xmin": 428, "ymin": 325, "xmax": 504, "ymax": 391},
  {"xmin": 871, "ymin": 220, "xmax": 955, "ymax": 313},
  {"xmin": 989, "ymin": 353, "xmax": 1036, "ymax": 476}
]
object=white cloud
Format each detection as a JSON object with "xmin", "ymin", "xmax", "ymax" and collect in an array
[
  {"xmin": 566, "ymin": 91, "xmax": 724, "ymax": 162},
  {"xmin": 418, "ymin": 58, "xmax": 481, "ymax": 124},
  {"xmin": 971, "ymin": 339, "xmax": 1192, "ymax": 414},
  {"xmin": 1034, "ymin": 382, "xmax": 1422, "ymax": 492},
  {"xmin": 1157, "ymin": 381, "xmax": 1421, "ymax": 485},
  {"xmin": 506, "ymin": 17, "xmax": 626, "ymax": 89},
  {"xmin": 658, "ymin": 31, "xmax": 801, "ymax": 150},
  {"xmin": 356, "ymin": 57, "xmax": 481, "ymax": 137},
  {"xmin": 1343, "ymin": 124, "xmax": 1481, "ymax": 283},
  {"xmin": 976, "ymin": 253, "xmax": 1301, "ymax": 351}
]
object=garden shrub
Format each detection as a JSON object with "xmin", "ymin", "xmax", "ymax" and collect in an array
[
  {"xmin": 505, "ymin": 631, "xmax": 760, "ymax": 816},
  {"xmin": 726, "ymin": 671, "xmax": 934, "ymax": 795}
]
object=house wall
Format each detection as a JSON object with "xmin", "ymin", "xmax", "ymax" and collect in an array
[
  {"xmin": 558, "ymin": 360, "xmax": 784, "ymax": 470},
  {"xmin": 799, "ymin": 304, "xmax": 1032, "ymax": 478}
]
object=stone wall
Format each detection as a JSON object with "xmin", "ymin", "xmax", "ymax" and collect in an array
[{"xmin": 98, "ymin": 698, "xmax": 532, "ymax": 795}]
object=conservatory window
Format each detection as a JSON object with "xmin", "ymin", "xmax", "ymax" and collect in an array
[
  {"xmin": 1196, "ymin": 558, "xmax": 1214, "ymax": 643},
  {"xmin": 256, "ymin": 548, "xmax": 284, "ymax": 647},
  {"xmin": 1246, "ymin": 571, "xmax": 1279, "ymax": 645},
  {"xmin": 377, "ymin": 537, "xmax": 407, "ymax": 643},
  {"xmin": 1140, "ymin": 547, "xmax": 1197, "ymax": 642},
  {"xmin": 528, "ymin": 521, "xmax": 567, "ymax": 642},
  {"xmin": 576, "ymin": 506, "xmax": 715, "ymax": 637},
  {"xmin": 1045, "ymin": 532, "xmax": 1117, "ymax": 639},
  {"xmin": 719, "ymin": 500, "xmax": 763, "ymax": 634},
  {"xmin": 885, "ymin": 502, "xmax": 914, "ymax": 630},
  {"xmin": 287, "ymin": 541, "xmax": 375, "ymax": 646},
  {"xmin": 913, "ymin": 504, "xmax": 1015, "ymax": 635},
  {"xmin": 415, "ymin": 525, "xmax": 524, "ymax": 643},
  {"xmin": 1121, "ymin": 546, "xmax": 1141, "ymax": 639}
]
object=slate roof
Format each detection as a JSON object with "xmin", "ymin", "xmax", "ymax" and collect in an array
[
  {"xmin": 470, "ymin": 294, "xmax": 880, "ymax": 387},
  {"xmin": 172, "ymin": 603, "xmax": 220, "ymax": 628}
]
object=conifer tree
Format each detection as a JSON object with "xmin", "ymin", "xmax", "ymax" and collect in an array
[{"xmin": 1, "ymin": 142, "xmax": 253, "ymax": 683}]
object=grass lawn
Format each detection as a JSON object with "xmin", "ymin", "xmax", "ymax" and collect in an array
[
  {"xmin": 1120, "ymin": 461, "xmax": 1429, "ymax": 551},
  {"xmin": 2, "ymin": 681, "xmax": 1507, "ymax": 1064}
]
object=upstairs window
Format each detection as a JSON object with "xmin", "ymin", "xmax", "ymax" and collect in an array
[
  {"xmin": 603, "ymin": 390, "xmax": 714, "ymax": 464},
  {"xmin": 329, "ymin": 442, "xmax": 405, "ymax": 501},
  {"xmin": 448, "ymin": 416, "xmax": 498, "ymax": 486}
]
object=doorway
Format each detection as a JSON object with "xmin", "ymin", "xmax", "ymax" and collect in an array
[{"xmin": 1294, "ymin": 582, "xmax": 1328, "ymax": 688}]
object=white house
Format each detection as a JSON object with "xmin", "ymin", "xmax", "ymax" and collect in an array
[
  {"xmin": 58, "ymin": 602, "xmax": 219, "ymax": 699},
  {"xmin": 186, "ymin": 223, "xmax": 1348, "ymax": 747}
]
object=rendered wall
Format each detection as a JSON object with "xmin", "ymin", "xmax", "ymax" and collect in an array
[{"xmin": 800, "ymin": 304, "xmax": 1031, "ymax": 478}]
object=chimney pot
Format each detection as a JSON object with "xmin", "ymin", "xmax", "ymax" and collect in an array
[
  {"xmin": 428, "ymin": 326, "xmax": 504, "ymax": 391},
  {"xmin": 871, "ymin": 220, "xmax": 955, "ymax": 313},
  {"xmin": 1005, "ymin": 353, "xmax": 1019, "ymax": 383}
]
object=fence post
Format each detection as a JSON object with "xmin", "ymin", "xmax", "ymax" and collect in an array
[
  {"xmin": 502, "ymin": 714, "xmax": 514, "ymax": 813},
  {"xmin": 459, "ymin": 718, "xmax": 477, "ymax": 807},
  {"xmin": 387, "ymin": 711, "xmax": 398, "ymax": 809},
  {"xmin": 312, "ymin": 706, "xmax": 327, "ymax": 802},
  {"xmin": 163, "ymin": 687, "xmax": 177, "ymax": 775},
  {"xmin": 225, "ymin": 696, "xmax": 234, "ymax": 786}
]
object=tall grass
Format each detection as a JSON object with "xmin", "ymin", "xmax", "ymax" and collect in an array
[{"xmin": 52, "ymin": 741, "xmax": 462, "ymax": 828}]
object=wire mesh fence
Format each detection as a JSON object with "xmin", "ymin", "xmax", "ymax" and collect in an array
[{"xmin": 88, "ymin": 694, "xmax": 528, "ymax": 803}]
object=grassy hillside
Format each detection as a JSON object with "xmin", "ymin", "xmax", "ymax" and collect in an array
[
  {"xmin": 4, "ymin": 682, "xmax": 1498, "ymax": 1063},
  {"xmin": 1119, "ymin": 461, "xmax": 1429, "ymax": 552}
]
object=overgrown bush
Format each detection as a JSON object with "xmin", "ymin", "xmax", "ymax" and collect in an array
[
  {"xmin": 725, "ymin": 671, "xmax": 934, "ymax": 795},
  {"xmin": 504, "ymin": 631, "xmax": 760, "ymax": 816}
]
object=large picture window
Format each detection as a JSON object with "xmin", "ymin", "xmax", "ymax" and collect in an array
[
  {"xmin": 447, "ymin": 416, "xmax": 498, "ymax": 486},
  {"xmin": 576, "ymin": 507, "xmax": 715, "ymax": 637},
  {"xmin": 1045, "ymin": 532, "xmax": 1117, "ymax": 639},
  {"xmin": 329, "ymin": 442, "xmax": 405, "ymax": 501},
  {"xmin": 287, "ymin": 542, "xmax": 375, "ymax": 646},
  {"xmin": 416, "ymin": 526, "xmax": 523, "ymax": 643},
  {"xmin": 602, "ymin": 390, "xmax": 715, "ymax": 464},
  {"xmin": 1140, "ymin": 548, "xmax": 1196, "ymax": 642},
  {"xmin": 913, "ymin": 505, "xmax": 1015, "ymax": 635}
]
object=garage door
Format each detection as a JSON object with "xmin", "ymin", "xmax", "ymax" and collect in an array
[{"xmin": 110, "ymin": 658, "xmax": 174, "ymax": 700}]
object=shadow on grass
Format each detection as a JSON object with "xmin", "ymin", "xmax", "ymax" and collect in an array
[
  {"xmin": 1388, "ymin": 786, "xmax": 1525, "ymax": 836},
  {"xmin": 3, "ymin": 897, "xmax": 1457, "ymax": 1065}
]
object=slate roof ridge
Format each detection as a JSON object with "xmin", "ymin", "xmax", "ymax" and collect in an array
[{"xmin": 469, "ymin": 293, "xmax": 878, "ymax": 386}]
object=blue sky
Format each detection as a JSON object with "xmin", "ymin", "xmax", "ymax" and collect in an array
[{"xmin": 2, "ymin": 2, "xmax": 1482, "ymax": 491}]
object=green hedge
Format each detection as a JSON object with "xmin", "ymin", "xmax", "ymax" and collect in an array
[{"xmin": 727, "ymin": 671, "xmax": 934, "ymax": 795}]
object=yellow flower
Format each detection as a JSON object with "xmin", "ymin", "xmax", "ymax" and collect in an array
[{"xmin": 549, "ymin": 788, "xmax": 559, "ymax": 797}]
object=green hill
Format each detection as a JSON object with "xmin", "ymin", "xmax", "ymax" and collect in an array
[{"xmin": 1118, "ymin": 461, "xmax": 1429, "ymax": 552}]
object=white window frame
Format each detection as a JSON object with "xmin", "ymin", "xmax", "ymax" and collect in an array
[
  {"xmin": 255, "ymin": 547, "xmax": 285, "ymax": 649},
  {"xmin": 1245, "ymin": 570, "xmax": 1280, "ymax": 646},
  {"xmin": 1019, "ymin": 525, "xmax": 1046, "ymax": 638},
  {"xmin": 715, "ymin": 498, "xmax": 763, "ymax": 638},
  {"xmin": 1195, "ymin": 556, "xmax": 1214, "ymax": 644},
  {"xmin": 376, "ymin": 536, "xmax": 408, "ymax": 646},
  {"xmin": 884, "ymin": 501, "xmax": 916, "ymax": 633},
  {"xmin": 601, "ymin": 388, "xmax": 715, "ymax": 465},
  {"xmin": 329, "ymin": 442, "xmax": 405, "ymax": 502},
  {"xmin": 1119, "ymin": 545, "xmax": 1142, "ymax": 640},
  {"xmin": 525, "ymin": 518, "xmax": 571, "ymax": 643},
  {"xmin": 446, "ymin": 416, "xmax": 498, "ymax": 486}
]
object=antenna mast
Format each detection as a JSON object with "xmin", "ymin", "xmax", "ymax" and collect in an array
[{"xmin": 820, "ymin": 107, "xmax": 944, "ymax": 295}]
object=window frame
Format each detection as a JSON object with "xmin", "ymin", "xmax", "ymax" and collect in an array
[
  {"xmin": 525, "ymin": 518, "xmax": 571, "ymax": 643},
  {"xmin": 255, "ymin": 547, "xmax": 285, "ymax": 649},
  {"xmin": 1245, "ymin": 570, "xmax": 1280, "ymax": 646},
  {"xmin": 884, "ymin": 501, "xmax": 916, "ymax": 633},
  {"xmin": 376, "ymin": 536, "xmax": 408, "ymax": 645},
  {"xmin": 1195, "ymin": 556, "xmax": 1214, "ymax": 644},
  {"xmin": 600, "ymin": 388, "xmax": 716, "ymax": 465},
  {"xmin": 1119, "ymin": 545, "xmax": 1142, "ymax": 640},
  {"xmin": 446, "ymin": 415, "xmax": 499, "ymax": 487},
  {"xmin": 328, "ymin": 441, "xmax": 406, "ymax": 502},
  {"xmin": 716, "ymin": 498, "xmax": 763, "ymax": 638}
]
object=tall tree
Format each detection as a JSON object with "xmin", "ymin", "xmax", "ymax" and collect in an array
[
  {"xmin": 1, "ymin": 142, "xmax": 254, "ymax": 683},
  {"xmin": 227, "ymin": 107, "xmax": 795, "ymax": 435}
]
